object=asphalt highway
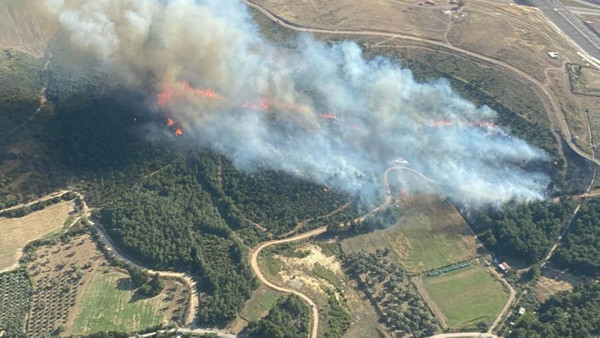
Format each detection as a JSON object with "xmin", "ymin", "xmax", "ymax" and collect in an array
[{"xmin": 528, "ymin": 0, "xmax": 600, "ymax": 59}]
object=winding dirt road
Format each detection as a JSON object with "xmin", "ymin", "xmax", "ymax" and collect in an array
[
  {"xmin": 249, "ymin": 227, "xmax": 327, "ymax": 338},
  {"xmin": 93, "ymin": 221, "xmax": 199, "ymax": 327},
  {"xmin": 249, "ymin": 165, "xmax": 434, "ymax": 338},
  {"xmin": 244, "ymin": 0, "xmax": 600, "ymax": 169}
]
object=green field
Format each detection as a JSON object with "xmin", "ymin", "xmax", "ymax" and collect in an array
[
  {"xmin": 71, "ymin": 270, "xmax": 164, "ymax": 335},
  {"xmin": 424, "ymin": 266, "xmax": 508, "ymax": 329},
  {"xmin": 341, "ymin": 195, "xmax": 478, "ymax": 272},
  {"xmin": 239, "ymin": 286, "xmax": 282, "ymax": 321}
]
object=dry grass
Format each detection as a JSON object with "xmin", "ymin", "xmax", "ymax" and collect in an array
[
  {"xmin": 0, "ymin": 201, "xmax": 73, "ymax": 271},
  {"xmin": 341, "ymin": 194, "xmax": 479, "ymax": 273},
  {"xmin": 24, "ymin": 234, "xmax": 188, "ymax": 336},
  {"xmin": 0, "ymin": 0, "xmax": 59, "ymax": 57},
  {"xmin": 447, "ymin": 1, "xmax": 575, "ymax": 81},
  {"xmin": 253, "ymin": 0, "xmax": 450, "ymax": 40},
  {"xmin": 259, "ymin": 243, "xmax": 387, "ymax": 337},
  {"xmin": 534, "ymin": 266, "xmax": 583, "ymax": 302}
]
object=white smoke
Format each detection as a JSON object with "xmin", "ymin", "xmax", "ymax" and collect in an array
[{"xmin": 42, "ymin": 0, "xmax": 550, "ymax": 207}]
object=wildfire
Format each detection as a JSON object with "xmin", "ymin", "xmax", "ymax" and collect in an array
[
  {"xmin": 427, "ymin": 118, "xmax": 499, "ymax": 130},
  {"xmin": 429, "ymin": 119, "xmax": 453, "ymax": 127},
  {"xmin": 320, "ymin": 113, "xmax": 337, "ymax": 120},
  {"xmin": 166, "ymin": 117, "xmax": 183, "ymax": 136},
  {"xmin": 157, "ymin": 81, "xmax": 226, "ymax": 107},
  {"xmin": 241, "ymin": 99, "xmax": 272, "ymax": 111}
]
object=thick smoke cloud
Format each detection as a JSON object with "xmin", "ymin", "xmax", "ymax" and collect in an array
[{"xmin": 42, "ymin": 0, "xmax": 549, "ymax": 207}]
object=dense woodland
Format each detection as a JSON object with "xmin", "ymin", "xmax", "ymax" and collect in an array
[
  {"xmin": 1, "ymin": 25, "xmax": 599, "ymax": 335},
  {"xmin": 510, "ymin": 282, "xmax": 600, "ymax": 337},
  {"xmin": 99, "ymin": 160, "xmax": 258, "ymax": 324},
  {"xmin": 244, "ymin": 295, "xmax": 310, "ymax": 338},
  {"xmin": 553, "ymin": 198, "xmax": 600, "ymax": 276},
  {"xmin": 473, "ymin": 198, "xmax": 575, "ymax": 264}
]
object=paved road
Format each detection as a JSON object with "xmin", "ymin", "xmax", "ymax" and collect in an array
[
  {"xmin": 528, "ymin": 0, "xmax": 600, "ymax": 59},
  {"xmin": 244, "ymin": 0, "xmax": 600, "ymax": 170},
  {"xmin": 569, "ymin": 6, "xmax": 600, "ymax": 15}
]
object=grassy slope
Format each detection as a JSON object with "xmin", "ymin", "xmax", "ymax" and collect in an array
[
  {"xmin": 424, "ymin": 266, "xmax": 508, "ymax": 329},
  {"xmin": 239, "ymin": 286, "xmax": 282, "ymax": 322},
  {"xmin": 341, "ymin": 195, "xmax": 478, "ymax": 272},
  {"xmin": 0, "ymin": 201, "xmax": 72, "ymax": 270},
  {"xmin": 71, "ymin": 271, "xmax": 164, "ymax": 335}
]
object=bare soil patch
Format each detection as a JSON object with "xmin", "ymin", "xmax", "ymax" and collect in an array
[{"xmin": 534, "ymin": 266, "xmax": 583, "ymax": 302}]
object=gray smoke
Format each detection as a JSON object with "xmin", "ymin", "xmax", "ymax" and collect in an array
[{"xmin": 42, "ymin": 0, "xmax": 549, "ymax": 207}]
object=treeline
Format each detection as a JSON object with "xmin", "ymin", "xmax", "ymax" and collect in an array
[
  {"xmin": 0, "ymin": 192, "xmax": 76, "ymax": 218},
  {"xmin": 510, "ymin": 282, "xmax": 600, "ymax": 337},
  {"xmin": 327, "ymin": 206, "xmax": 401, "ymax": 235},
  {"xmin": 472, "ymin": 198, "xmax": 575, "ymax": 264},
  {"xmin": 220, "ymin": 159, "xmax": 355, "ymax": 235},
  {"xmin": 99, "ymin": 159, "xmax": 258, "ymax": 325},
  {"xmin": 553, "ymin": 198, "xmax": 600, "ymax": 276},
  {"xmin": 325, "ymin": 289, "xmax": 351, "ymax": 338},
  {"xmin": 244, "ymin": 295, "xmax": 310, "ymax": 338}
]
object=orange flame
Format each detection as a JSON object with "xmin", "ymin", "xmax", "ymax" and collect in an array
[
  {"xmin": 174, "ymin": 128, "xmax": 183, "ymax": 136},
  {"xmin": 157, "ymin": 81, "xmax": 226, "ymax": 107},
  {"xmin": 320, "ymin": 113, "xmax": 337, "ymax": 120},
  {"xmin": 167, "ymin": 118, "xmax": 175, "ymax": 127}
]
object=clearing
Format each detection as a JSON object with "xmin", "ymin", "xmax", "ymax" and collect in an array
[
  {"xmin": 423, "ymin": 265, "xmax": 508, "ymax": 330},
  {"xmin": 24, "ymin": 233, "xmax": 187, "ymax": 336},
  {"xmin": 0, "ymin": 201, "xmax": 73, "ymax": 271},
  {"xmin": 341, "ymin": 194, "xmax": 479, "ymax": 273},
  {"xmin": 71, "ymin": 269, "xmax": 186, "ymax": 335},
  {"xmin": 228, "ymin": 286, "xmax": 281, "ymax": 334},
  {"xmin": 258, "ymin": 241, "xmax": 387, "ymax": 337}
]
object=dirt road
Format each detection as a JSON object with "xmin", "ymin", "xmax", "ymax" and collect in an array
[
  {"xmin": 244, "ymin": 0, "xmax": 600, "ymax": 169},
  {"xmin": 0, "ymin": 190, "xmax": 69, "ymax": 214},
  {"xmin": 487, "ymin": 268, "xmax": 516, "ymax": 333},
  {"xmin": 93, "ymin": 221, "xmax": 199, "ymax": 327},
  {"xmin": 249, "ymin": 226, "xmax": 328, "ymax": 338},
  {"xmin": 249, "ymin": 165, "xmax": 431, "ymax": 337}
]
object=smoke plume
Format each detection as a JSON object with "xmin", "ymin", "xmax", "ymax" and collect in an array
[{"xmin": 41, "ymin": 0, "xmax": 549, "ymax": 207}]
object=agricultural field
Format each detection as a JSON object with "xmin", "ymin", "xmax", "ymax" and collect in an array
[
  {"xmin": 423, "ymin": 265, "xmax": 508, "ymax": 330},
  {"xmin": 71, "ymin": 269, "xmax": 188, "ymax": 335},
  {"xmin": 24, "ymin": 234, "xmax": 188, "ymax": 336},
  {"xmin": 0, "ymin": 201, "xmax": 73, "ymax": 271},
  {"xmin": 0, "ymin": 269, "xmax": 31, "ymax": 336},
  {"xmin": 343, "ymin": 250, "xmax": 439, "ymax": 337},
  {"xmin": 341, "ymin": 194, "xmax": 479, "ymax": 273}
]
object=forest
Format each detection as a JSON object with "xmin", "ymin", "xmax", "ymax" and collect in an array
[
  {"xmin": 510, "ymin": 282, "xmax": 600, "ymax": 337},
  {"xmin": 472, "ymin": 198, "xmax": 575, "ymax": 264},
  {"xmin": 244, "ymin": 295, "xmax": 310, "ymax": 337},
  {"xmin": 553, "ymin": 197, "xmax": 600, "ymax": 276}
]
